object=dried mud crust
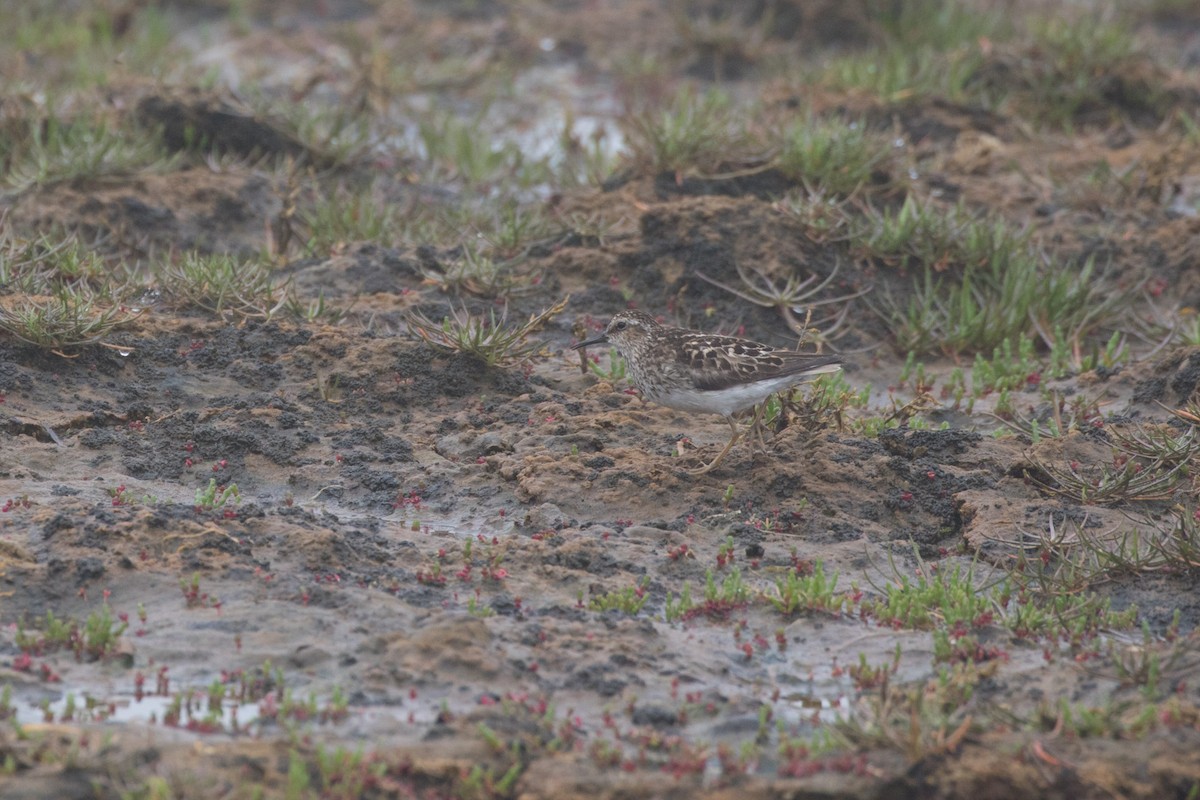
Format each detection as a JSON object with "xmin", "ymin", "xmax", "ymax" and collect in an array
[
  {"xmin": 3, "ymin": 272, "xmax": 1200, "ymax": 800},
  {"xmin": 4, "ymin": 167, "xmax": 279, "ymax": 259}
]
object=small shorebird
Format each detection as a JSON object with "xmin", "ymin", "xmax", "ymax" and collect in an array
[{"xmin": 572, "ymin": 310, "xmax": 842, "ymax": 474}]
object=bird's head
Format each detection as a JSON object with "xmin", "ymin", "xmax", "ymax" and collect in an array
[{"xmin": 571, "ymin": 310, "xmax": 661, "ymax": 352}]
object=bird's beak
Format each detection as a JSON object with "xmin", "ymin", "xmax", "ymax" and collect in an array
[{"xmin": 571, "ymin": 331, "xmax": 609, "ymax": 350}]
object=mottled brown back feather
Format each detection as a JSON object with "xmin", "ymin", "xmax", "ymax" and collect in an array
[{"xmin": 676, "ymin": 335, "xmax": 842, "ymax": 392}]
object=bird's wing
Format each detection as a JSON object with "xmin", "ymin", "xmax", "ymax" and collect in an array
[{"xmin": 677, "ymin": 334, "xmax": 841, "ymax": 392}]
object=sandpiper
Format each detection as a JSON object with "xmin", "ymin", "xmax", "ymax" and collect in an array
[{"xmin": 572, "ymin": 309, "xmax": 842, "ymax": 474}]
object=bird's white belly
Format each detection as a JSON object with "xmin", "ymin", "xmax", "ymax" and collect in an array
[{"xmin": 652, "ymin": 374, "xmax": 811, "ymax": 417}]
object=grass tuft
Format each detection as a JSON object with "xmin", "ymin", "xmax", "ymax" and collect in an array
[
  {"xmin": 1025, "ymin": 424, "xmax": 1198, "ymax": 505},
  {"xmin": 622, "ymin": 86, "xmax": 756, "ymax": 176},
  {"xmin": 0, "ymin": 289, "xmax": 141, "ymax": 352},
  {"xmin": 3, "ymin": 113, "xmax": 178, "ymax": 192},
  {"xmin": 405, "ymin": 296, "xmax": 569, "ymax": 368},
  {"xmin": 865, "ymin": 197, "xmax": 1126, "ymax": 355},
  {"xmin": 154, "ymin": 252, "xmax": 288, "ymax": 319},
  {"xmin": 1002, "ymin": 15, "xmax": 1164, "ymax": 128},
  {"xmin": 775, "ymin": 115, "xmax": 888, "ymax": 195}
]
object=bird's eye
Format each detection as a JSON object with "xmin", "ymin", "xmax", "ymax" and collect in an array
[{"xmin": 614, "ymin": 320, "xmax": 628, "ymax": 331}]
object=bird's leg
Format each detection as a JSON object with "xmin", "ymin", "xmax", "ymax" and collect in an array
[
  {"xmin": 747, "ymin": 403, "xmax": 770, "ymax": 452},
  {"xmin": 688, "ymin": 416, "xmax": 741, "ymax": 475}
]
